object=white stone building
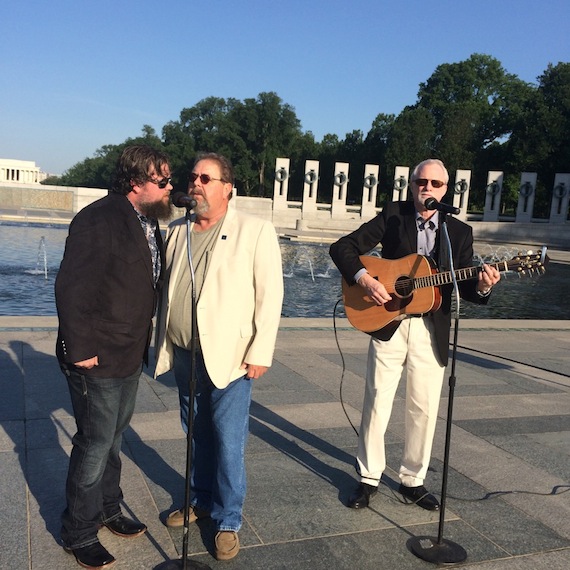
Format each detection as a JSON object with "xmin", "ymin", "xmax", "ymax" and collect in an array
[{"xmin": 0, "ymin": 159, "xmax": 48, "ymax": 184}]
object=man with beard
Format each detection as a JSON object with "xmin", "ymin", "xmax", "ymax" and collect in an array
[
  {"xmin": 154, "ymin": 152, "xmax": 283, "ymax": 561},
  {"xmin": 55, "ymin": 145, "xmax": 172, "ymax": 569}
]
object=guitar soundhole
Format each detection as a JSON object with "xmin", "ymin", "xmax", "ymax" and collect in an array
[{"xmin": 394, "ymin": 275, "xmax": 413, "ymax": 298}]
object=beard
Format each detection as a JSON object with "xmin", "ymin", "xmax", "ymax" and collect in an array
[
  {"xmin": 139, "ymin": 197, "xmax": 173, "ymax": 220},
  {"xmin": 194, "ymin": 196, "xmax": 210, "ymax": 216}
]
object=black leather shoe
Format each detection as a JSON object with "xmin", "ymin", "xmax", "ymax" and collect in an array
[
  {"xmin": 64, "ymin": 541, "xmax": 116, "ymax": 569},
  {"xmin": 399, "ymin": 484, "xmax": 440, "ymax": 511},
  {"xmin": 347, "ymin": 482, "xmax": 378, "ymax": 509},
  {"xmin": 103, "ymin": 515, "xmax": 147, "ymax": 538}
]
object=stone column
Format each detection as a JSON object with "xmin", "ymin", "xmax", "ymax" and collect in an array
[
  {"xmin": 549, "ymin": 173, "xmax": 570, "ymax": 223},
  {"xmin": 272, "ymin": 157, "xmax": 290, "ymax": 212},
  {"xmin": 360, "ymin": 164, "xmax": 379, "ymax": 218},
  {"xmin": 515, "ymin": 172, "xmax": 537, "ymax": 223},
  {"xmin": 452, "ymin": 169, "xmax": 471, "ymax": 222},
  {"xmin": 392, "ymin": 166, "xmax": 409, "ymax": 202},
  {"xmin": 483, "ymin": 171, "xmax": 503, "ymax": 222},
  {"xmin": 331, "ymin": 162, "xmax": 349, "ymax": 219},
  {"xmin": 301, "ymin": 160, "xmax": 319, "ymax": 218}
]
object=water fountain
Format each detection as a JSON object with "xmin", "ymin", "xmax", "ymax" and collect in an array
[
  {"xmin": 0, "ymin": 225, "xmax": 67, "ymax": 315},
  {"xmin": 281, "ymin": 242, "xmax": 342, "ymax": 317},
  {"xmin": 0, "ymin": 224, "xmax": 567, "ymax": 319},
  {"xmin": 24, "ymin": 236, "xmax": 48, "ymax": 279}
]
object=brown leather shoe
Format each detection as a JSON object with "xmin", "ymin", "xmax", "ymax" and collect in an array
[
  {"xmin": 165, "ymin": 505, "xmax": 210, "ymax": 528},
  {"xmin": 215, "ymin": 531, "xmax": 240, "ymax": 561}
]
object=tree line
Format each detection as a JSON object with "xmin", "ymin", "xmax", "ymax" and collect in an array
[{"xmin": 45, "ymin": 54, "xmax": 570, "ymax": 218}]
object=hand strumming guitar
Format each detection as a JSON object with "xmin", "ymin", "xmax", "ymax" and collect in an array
[{"xmin": 357, "ymin": 272, "xmax": 393, "ymax": 306}]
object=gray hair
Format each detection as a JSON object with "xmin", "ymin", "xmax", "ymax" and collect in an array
[{"xmin": 410, "ymin": 159, "xmax": 449, "ymax": 184}]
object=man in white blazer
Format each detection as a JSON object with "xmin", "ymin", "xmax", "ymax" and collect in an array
[{"xmin": 154, "ymin": 152, "xmax": 283, "ymax": 561}]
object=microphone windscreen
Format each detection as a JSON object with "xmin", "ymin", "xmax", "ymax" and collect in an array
[
  {"xmin": 424, "ymin": 197, "xmax": 437, "ymax": 210},
  {"xmin": 171, "ymin": 192, "xmax": 197, "ymax": 209}
]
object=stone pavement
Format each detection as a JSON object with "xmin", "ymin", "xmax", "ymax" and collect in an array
[{"xmin": 1, "ymin": 317, "xmax": 569, "ymax": 569}]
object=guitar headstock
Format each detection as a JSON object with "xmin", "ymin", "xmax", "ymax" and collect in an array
[{"xmin": 503, "ymin": 246, "xmax": 549, "ymax": 276}]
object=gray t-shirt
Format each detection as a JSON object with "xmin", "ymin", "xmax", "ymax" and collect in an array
[{"xmin": 167, "ymin": 216, "xmax": 225, "ymax": 349}]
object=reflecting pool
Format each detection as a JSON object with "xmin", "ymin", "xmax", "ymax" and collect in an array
[{"xmin": 1, "ymin": 222, "xmax": 568, "ymax": 320}]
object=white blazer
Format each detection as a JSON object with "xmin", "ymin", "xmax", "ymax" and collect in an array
[{"xmin": 154, "ymin": 208, "xmax": 284, "ymax": 389}]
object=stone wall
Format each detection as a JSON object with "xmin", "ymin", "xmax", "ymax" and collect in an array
[{"xmin": 0, "ymin": 182, "xmax": 107, "ymax": 218}]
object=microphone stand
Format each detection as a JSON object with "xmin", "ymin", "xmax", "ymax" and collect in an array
[
  {"xmin": 408, "ymin": 214, "xmax": 467, "ymax": 565},
  {"xmin": 155, "ymin": 208, "xmax": 210, "ymax": 570}
]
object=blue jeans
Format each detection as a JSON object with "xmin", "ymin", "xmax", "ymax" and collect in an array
[
  {"xmin": 173, "ymin": 345, "xmax": 252, "ymax": 532},
  {"xmin": 60, "ymin": 365, "xmax": 141, "ymax": 549}
]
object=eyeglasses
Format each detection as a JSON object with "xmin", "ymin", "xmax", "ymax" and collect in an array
[
  {"xmin": 149, "ymin": 177, "xmax": 172, "ymax": 189},
  {"xmin": 190, "ymin": 172, "xmax": 225, "ymax": 185},
  {"xmin": 414, "ymin": 178, "xmax": 446, "ymax": 188}
]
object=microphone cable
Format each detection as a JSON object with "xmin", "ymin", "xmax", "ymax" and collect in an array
[{"xmin": 333, "ymin": 297, "xmax": 359, "ymax": 437}]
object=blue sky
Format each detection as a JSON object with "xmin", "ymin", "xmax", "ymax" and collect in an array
[{"xmin": 1, "ymin": 0, "xmax": 568, "ymax": 174}]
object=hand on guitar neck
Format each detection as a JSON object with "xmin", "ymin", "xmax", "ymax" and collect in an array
[{"xmin": 477, "ymin": 263, "xmax": 501, "ymax": 294}]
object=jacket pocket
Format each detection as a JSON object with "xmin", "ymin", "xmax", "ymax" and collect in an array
[{"xmin": 94, "ymin": 320, "xmax": 131, "ymax": 335}]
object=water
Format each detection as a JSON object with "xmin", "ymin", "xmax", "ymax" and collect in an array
[
  {"xmin": 23, "ymin": 235, "xmax": 48, "ymax": 278},
  {"xmin": 1, "ymin": 222, "xmax": 569, "ymax": 319},
  {"xmin": 0, "ymin": 224, "xmax": 67, "ymax": 316}
]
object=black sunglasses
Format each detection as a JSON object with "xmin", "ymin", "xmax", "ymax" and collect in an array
[
  {"xmin": 414, "ymin": 178, "xmax": 446, "ymax": 188},
  {"xmin": 148, "ymin": 177, "xmax": 172, "ymax": 189},
  {"xmin": 190, "ymin": 172, "xmax": 225, "ymax": 185}
]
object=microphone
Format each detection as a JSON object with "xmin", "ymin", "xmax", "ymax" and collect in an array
[
  {"xmin": 171, "ymin": 192, "xmax": 197, "ymax": 209},
  {"xmin": 424, "ymin": 197, "xmax": 460, "ymax": 215}
]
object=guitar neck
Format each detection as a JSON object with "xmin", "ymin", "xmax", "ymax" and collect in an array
[{"xmin": 418, "ymin": 261, "xmax": 506, "ymax": 289}]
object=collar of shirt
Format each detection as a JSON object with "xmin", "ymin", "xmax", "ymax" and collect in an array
[
  {"xmin": 415, "ymin": 211, "xmax": 438, "ymax": 231},
  {"xmin": 134, "ymin": 210, "xmax": 157, "ymax": 238}
]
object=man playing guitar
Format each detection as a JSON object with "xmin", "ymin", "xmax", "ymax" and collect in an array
[{"xmin": 330, "ymin": 159, "xmax": 500, "ymax": 512}]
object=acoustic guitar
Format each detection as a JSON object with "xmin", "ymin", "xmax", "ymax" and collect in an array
[{"xmin": 342, "ymin": 249, "xmax": 549, "ymax": 333}]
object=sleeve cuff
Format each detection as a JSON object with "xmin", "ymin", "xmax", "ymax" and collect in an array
[{"xmin": 354, "ymin": 268, "xmax": 368, "ymax": 283}]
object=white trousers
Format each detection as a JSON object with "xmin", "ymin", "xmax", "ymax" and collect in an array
[{"xmin": 357, "ymin": 316, "xmax": 445, "ymax": 488}]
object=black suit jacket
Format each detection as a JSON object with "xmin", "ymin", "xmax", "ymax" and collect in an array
[
  {"xmin": 55, "ymin": 192, "xmax": 164, "ymax": 378},
  {"xmin": 329, "ymin": 201, "xmax": 488, "ymax": 365}
]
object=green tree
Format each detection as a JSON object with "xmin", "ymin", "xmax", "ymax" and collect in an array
[
  {"xmin": 364, "ymin": 113, "xmax": 395, "ymax": 165},
  {"xmin": 41, "ymin": 175, "xmax": 61, "ymax": 185},
  {"xmin": 161, "ymin": 92, "xmax": 304, "ymax": 196},
  {"xmin": 385, "ymin": 106, "xmax": 436, "ymax": 174},
  {"xmin": 56, "ymin": 125, "xmax": 163, "ymax": 189},
  {"xmin": 414, "ymin": 53, "xmax": 534, "ymax": 206},
  {"xmin": 163, "ymin": 96, "xmax": 244, "ymax": 189},
  {"xmin": 229, "ymin": 92, "xmax": 303, "ymax": 196},
  {"xmin": 506, "ymin": 63, "xmax": 570, "ymax": 180},
  {"xmin": 416, "ymin": 54, "xmax": 525, "ymax": 151}
]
